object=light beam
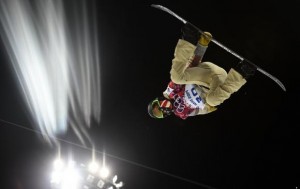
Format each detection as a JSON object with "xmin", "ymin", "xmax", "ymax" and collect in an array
[{"xmin": 0, "ymin": 0, "xmax": 101, "ymax": 146}]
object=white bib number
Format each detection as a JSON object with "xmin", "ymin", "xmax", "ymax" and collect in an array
[{"xmin": 184, "ymin": 84, "xmax": 204, "ymax": 109}]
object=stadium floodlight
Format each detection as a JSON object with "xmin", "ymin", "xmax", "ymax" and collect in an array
[
  {"xmin": 51, "ymin": 159, "xmax": 64, "ymax": 184},
  {"xmin": 53, "ymin": 158, "xmax": 64, "ymax": 170},
  {"xmin": 60, "ymin": 163, "xmax": 81, "ymax": 189},
  {"xmin": 99, "ymin": 167, "xmax": 110, "ymax": 179},
  {"xmin": 88, "ymin": 161, "xmax": 100, "ymax": 174},
  {"xmin": 50, "ymin": 158, "xmax": 123, "ymax": 189}
]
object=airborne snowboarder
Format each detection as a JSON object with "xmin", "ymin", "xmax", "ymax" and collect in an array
[
  {"xmin": 148, "ymin": 23, "xmax": 258, "ymax": 119},
  {"xmin": 147, "ymin": 5, "xmax": 286, "ymax": 120}
]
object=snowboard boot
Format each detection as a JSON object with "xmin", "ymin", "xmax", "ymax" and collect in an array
[
  {"xmin": 234, "ymin": 60, "xmax": 257, "ymax": 79},
  {"xmin": 181, "ymin": 22, "xmax": 201, "ymax": 45}
]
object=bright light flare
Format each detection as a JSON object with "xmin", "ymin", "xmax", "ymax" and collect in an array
[
  {"xmin": 88, "ymin": 161, "xmax": 99, "ymax": 174},
  {"xmin": 51, "ymin": 158, "xmax": 124, "ymax": 189},
  {"xmin": 88, "ymin": 160, "xmax": 110, "ymax": 178},
  {"xmin": 51, "ymin": 159, "xmax": 82, "ymax": 189},
  {"xmin": 99, "ymin": 167, "xmax": 110, "ymax": 179},
  {"xmin": 51, "ymin": 159, "xmax": 64, "ymax": 184},
  {"xmin": 53, "ymin": 158, "xmax": 64, "ymax": 170},
  {"xmin": 61, "ymin": 162, "xmax": 81, "ymax": 189}
]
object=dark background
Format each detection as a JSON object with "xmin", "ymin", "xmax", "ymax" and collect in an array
[{"xmin": 0, "ymin": 1, "xmax": 299, "ymax": 189}]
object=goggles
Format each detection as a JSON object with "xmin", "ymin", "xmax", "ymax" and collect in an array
[{"xmin": 148, "ymin": 98, "xmax": 173, "ymax": 119}]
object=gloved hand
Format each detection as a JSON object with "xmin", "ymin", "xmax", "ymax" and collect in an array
[{"xmin": 199, "ymin": 32, "xmax": 212, "ymax": 46}]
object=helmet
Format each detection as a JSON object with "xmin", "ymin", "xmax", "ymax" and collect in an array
[{"xmin": 147, "ymin": 97, "xmax": 173, "ymax": 119}]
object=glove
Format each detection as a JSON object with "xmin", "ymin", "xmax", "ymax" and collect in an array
[{"xmin": 199, "ymin": 32, "xmax": 212, "ymax": 46}]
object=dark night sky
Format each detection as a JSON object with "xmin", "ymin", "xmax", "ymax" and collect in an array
[{"xmin": 0, "ymin": 1, "xmax": 299, "ymax": 189}]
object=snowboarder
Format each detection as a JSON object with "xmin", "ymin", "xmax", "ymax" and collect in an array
[{"xmin": 147, "ymin": 22, "xmax": 257, "ymax": 119}]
